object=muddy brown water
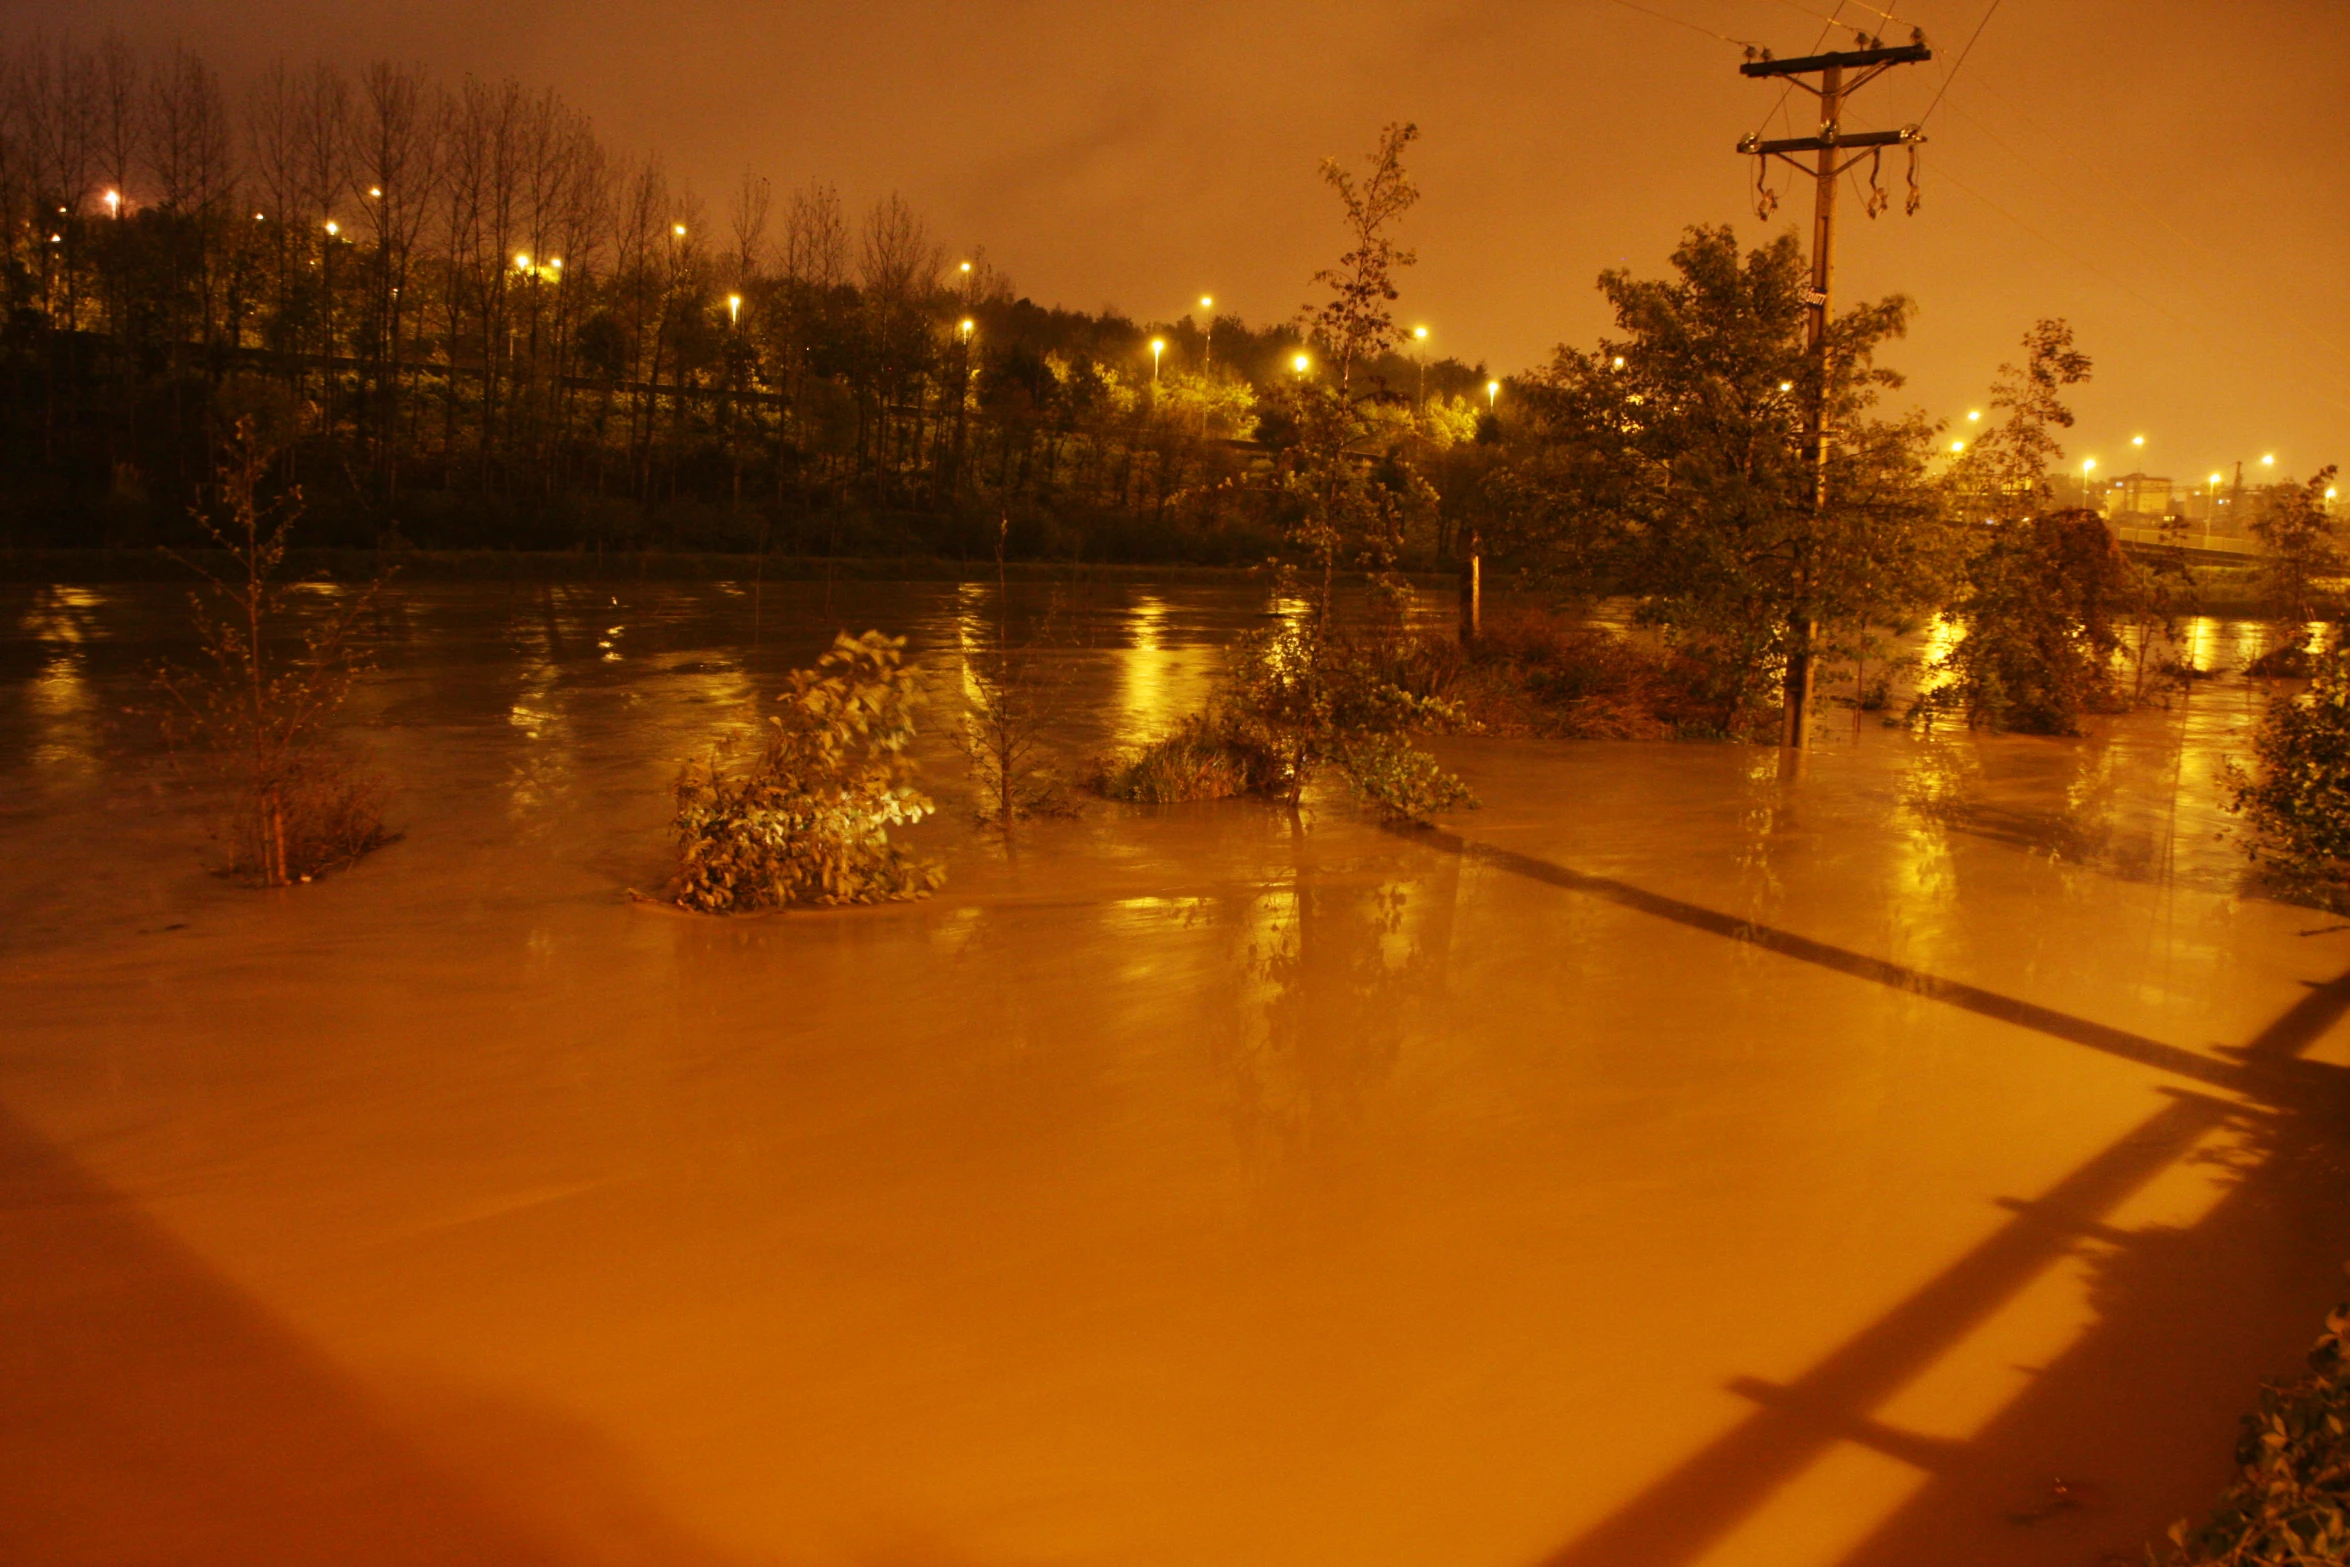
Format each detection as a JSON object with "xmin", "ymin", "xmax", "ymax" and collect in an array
[{"xmin": 1, "ymin": 580, "xmax": 2343, "ymax": 1567}]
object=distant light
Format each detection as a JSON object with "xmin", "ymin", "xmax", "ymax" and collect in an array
[
  {"xmin": 2262, "ymin": 453, "xmax": 2277, "ymax": 466},
  {"xmin": 1150, "ymin": 338, "xmax": 1165, "ymax": 359},
  {"xmin": 1292, "ymin": 353, "xmax": 1310, "ymax": 373},
  {"xmin": 2330, "ymin": 488, "xmax": 2340, "ymax": 501},
  {"xmin": 47, "ymin": 233, "xmax": 60, "ymax": 243},
  {"xmin": 672, "ymin": 222, "xmax": 686, "ymax": 237},
  {"xmin": 324, "ymin": 220, "xmax": 339, "ymax": 235},
  {"xmin": 1966, "ymin": 409, "xmax": 1981, "ymax": 421},
  {"xmin": 2131, "ymin": 434, "xmax": 2145, "ymax": 446},
  {"xmin": 1778, "ymin": 381, "xmax": 1792, "ymax": 392},
  {"xmin": 367, "ymin": 186, "xmax": 382, "ymax": 198},
  {"xmin": 1486, "ymin": 379, "xmax": 1501, "ymax": 407},
  {"xmin": 1612, "ymin": 356, "xmax": 1625, "ymax": 369},
  {"xmin": 1413, "ymin": 325, "xmax": 1428, "ymax": 341},
  {"xmin": 516, "ymin": 253, "xmax": 531, "ymax": 270},
  {"xmin": 1200, "ymin": 295, "xmax": 1213, "ymax": 310},
  {"xmin": 959, "ymin": 317, "xmax": 974, "ymax": 335},
  {"xmin": 550, "ymin": 257, "xmax": 563, "ymax": 270},
  {"xmin": 959, "ymin": 260, "xmax": 971, "ymax": 273},
  {"xmin": 103, "ymin": 189, "xmax": 119, "ymax": 212},
  {"xmin": 727, "ymin": 293, "xmax": 742, "ymax": 323},
  {"xmin": 1950, "ymin": 440, "xmax": 1965, "ymax": 453},
  {"xmin": 2209, "ymin": 473, "xmax": 2223, "ymax": 485},
  {"xmin": 254, "ymin": 212, "xmax": 265, "ymax": 221}
]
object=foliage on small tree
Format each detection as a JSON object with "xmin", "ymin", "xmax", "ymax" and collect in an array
[
  {"xmin": 2251, "ymin": 466, "xmax": 2344, "ymax": 671},
  {"xmin": 1094, "ymin": 122, "xmax": 1473, "ymax": 826},
  {"xmin": 1934, "ymin": 508, "xmax": 2133, "ymax": 734},
  {"xmin": 1929, "ymin": 320, "xmax": 2150, "ymax": 734},
  {"xmin": 154, "ymin": 418, "xmax": 391, "ymax": 886},
  {"xmin": 2230, "ymin": 640, "xmax": 2350, "ymax": 910},
  {"xmin": 671, "ymin": 631, "xmax": 942, "ymax": 910},
  {"xmin": 1306, "ymin": 121, "xmax": 1420, "ymax": 392}
]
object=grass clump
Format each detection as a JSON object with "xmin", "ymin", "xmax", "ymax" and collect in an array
[
  {"xmin": 2231, "ymin": 640, "xmax": 2350, "ymax": 912},
  {"xmin": 1093, "ymin": 712, "xmax": 1281, "ymax": 804},
  {"xmin": 671, "ymin": 630, "xmax": 943, "ymax": 911},
  {"xmin": 154, "ymin": 418, "xmax": 392, "ymax": 887},
  {"xmin": 2157, "ymin": 1297, "xmax": 2350, "ymax": 1566}
]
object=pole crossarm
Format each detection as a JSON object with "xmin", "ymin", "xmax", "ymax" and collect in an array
[
  {"xmin": 1738, "ymin": 125, "xmax": 1923, "ymax": 157},
  {"xmin": 1740, "ymin": 42, "xmax": 1931, "ymax": 79}
]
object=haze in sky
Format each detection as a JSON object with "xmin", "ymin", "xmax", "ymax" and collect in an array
[{"xmin": 19, "ymin": 0, "xmax": 2349, "ymax": 479}]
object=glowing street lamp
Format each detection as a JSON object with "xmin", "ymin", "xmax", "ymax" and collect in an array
[
  {"xmin": 958, "ymin": 317, "xmax": 974, "ymax": 341},
  {"xmin": 1966, "ymin": 409, "xmax": 1981, "ymax": 423},
  {"xmin": 367, "ymin": 186, "xmax": 382, "ymax": 198},
  {"xmin": 323, "ymin": 219, "xmax": 339, "ymax": 236},
  {"xmin": 672, "ymin": 222, "xmax": 687, "ymax": 238},
  {"xmin": 2262, "ymin": 453, "xmax": 2277, "ymax": 468},
  {"xmin": 1292, "ymin": 352, "xmax": 1310, "ymax": 376},
  {"xmin": 1950, "ymin": 440, "xmax": 1966, "ymax": 453},
  {"xmin": 727, "ymin": 293, "xmax": 742, "ymax": 326},
  {"xmin": 1486, "ymin": 379, "xmax": 1501, "ymax": 410},
  {"xmin": 1150, "ymin": 337, "xmax": 1165, "ymax": 389},
  {"xmin": 515, "ymin": 253, "xmax": 532, "ymax": 272},
  {"xmin": 1412, "ymin": 325, "xmax": 1429, "ymax": 402},
  {"xmin": 1200, "ymin": 295, "xmax": 1215, "ymax": 370},
  {"xmin": 102, "ymin": 189, "xmax": 119, "ymax": 218},
  {"xmin": 2131, "ymin": 434, "xmax": 2145, "ymax": 449}
]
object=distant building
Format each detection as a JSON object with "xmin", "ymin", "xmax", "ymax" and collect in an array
[{"xmin": 2098, "ymin": 471, "xmax": 2171, "ymax": 521}]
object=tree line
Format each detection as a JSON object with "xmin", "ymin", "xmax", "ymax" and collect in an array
[{"xmin": 0, "ymin": 33, "xmax": 1490, "ymax": 560}]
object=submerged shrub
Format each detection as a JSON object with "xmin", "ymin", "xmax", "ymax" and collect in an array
[
  {"xmin": 2231, "ymin": 641, "xmax": 2350, "ymax": 911},
  {"xmin": 1092, "ymin": 712, "xmax": 1279, "ymax": 804},
  {"xmin": 1934, "ymin": 509, "xmax": 2131, "ymax": 734},
  {"xmin": 1092, "ymin": 577, "xmax": 1475, "ymax": 826},
  {"xmin": 672, "ymin": 631, "xmax": 943, "ymax": 911},
  {"xmin": 154, "ymin": 418, "xmax": 392, "ymax": 887},
  {"xmin": 2158, "ymin": 1297, "xmax": 2350, "ymax": 1566}
]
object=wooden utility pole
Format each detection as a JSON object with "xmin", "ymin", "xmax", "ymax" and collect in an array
[{"xmin": 1737, "ymin": 34, "xmax": 1931, "ymax": 748}]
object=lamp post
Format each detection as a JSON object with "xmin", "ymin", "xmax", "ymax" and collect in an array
[
  {"xmin": 1150, "ymin": 336, "xmax": 1164, "ymax": 393},
  {"xmin": 1199, "ymin": 295, "xmax": 1214, "ymax": 372},
  {"xmin": 1412, "ymin": 325, "xmax": 1429, "ymax": 405},
  {"xmin": 1486, "ymin": 379, "xmax": 1500, "ymax": 411}
]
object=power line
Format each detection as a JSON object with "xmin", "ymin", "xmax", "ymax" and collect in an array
[
  {"xmin": 1600, "ymin": 0, "xmax": 1762, "ymax": 51},
  {"xmin": 1919, "ymin": 0, "xmax": 2002, "ymax": 126}
]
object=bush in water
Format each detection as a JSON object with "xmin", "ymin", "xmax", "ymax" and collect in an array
[
  {"xmin": 2157, "ymin": 1297, "xmax": 2350, "ymax": 1566},
  {"xmin": 2231, "ymin": 641, "xmax": 2350, "ymax": 912},
  {"xmin": 1092, "ymin": 575, "xmax": 1474, "ymax": 825},
  {"xmin": 672, "ymin": 631, "xmax": 943, "ymax": 911}
]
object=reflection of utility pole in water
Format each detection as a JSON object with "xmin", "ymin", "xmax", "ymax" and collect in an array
[{"xmin": 1737, "ymin": 32, "xmax": 1932, "ymax": 748}]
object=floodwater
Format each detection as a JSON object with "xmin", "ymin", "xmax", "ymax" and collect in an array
[{"xmin": 2, "ymin": 579, "xmax": 2345, "ymax": 1567}]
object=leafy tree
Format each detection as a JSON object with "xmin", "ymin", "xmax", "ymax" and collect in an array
[
  {"xmin": 1936, "ymin": 508, "xmax": 2131, "ymax": 733},
  {"xmin": 1504, "ymin": 225, "xmax": 1945, "ymax": 735},
  {"xmin": 2252, "ymin": 466, "xmax": 2343, "ymax": 651}
]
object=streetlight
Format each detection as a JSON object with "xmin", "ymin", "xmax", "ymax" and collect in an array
[
  {"xmin": 2081, "ymin": 457, "xmax": 2097, "ymax": 508},
  {"xmin": 1150, "ymin": 337, "xmax": 1165, "ymax": 391},
  {"xmin": 727, "ymin": 293, "xmax": 742, "ymax": 326},
  {"xmin": 1950, "ymin": 440, "xmax": 1966, "ymax": 454},
  {"xmin": 1292, "ymin": 352, "xmax": 1310, "ymax": 376},
  {"xmin": 1966, "ymin": 409, "xmax": 1981, "ymax": 423},
  {"xmin": 1199, "ymin": 295, "xmax": 1215, "ymax": 371},
  {"xmin": 515, "ymin": 252, "xmax": 531, "ymax": 272},
  {"xmin": 103, "ymin": 189, "xmax": 119, "ymax": 218},
  {"xmin": 1611, "ymin": 356, "xmax": 1625, "ymax": 370},
  {"xmin": 1486, "ymin": 379, "xmax": 1501, "ymax": 410},
  {"xmin": 324, "ymin": 219, "xmax": 339, "ymax": 236},
  {"xmin": 1412, "ymin": 325, "xmax": 1429, "ymax": 403}
]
